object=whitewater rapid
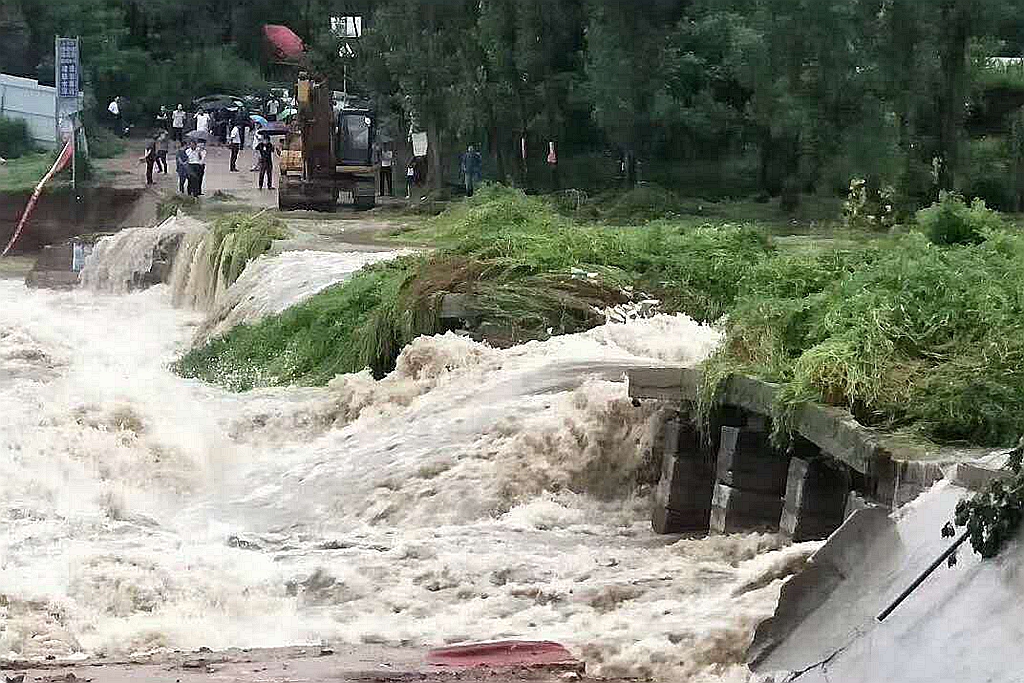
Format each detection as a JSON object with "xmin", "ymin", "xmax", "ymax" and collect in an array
[{"xmin": 0, "ymin": 245, "xmax": 812, "ymax": 681}]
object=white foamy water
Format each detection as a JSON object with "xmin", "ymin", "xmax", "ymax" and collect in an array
[
  {"xmin": 194, "ymin": 249, "xmax": 416, "ymax": 344},
  {"xmin": 1, "ymin": 252, "xmax": 810, "ymax": 681}
]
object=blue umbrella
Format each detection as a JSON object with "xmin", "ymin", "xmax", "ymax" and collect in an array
[{"xmin": 249, "ymin": 114, "xmax": 269, "ymax": 127}]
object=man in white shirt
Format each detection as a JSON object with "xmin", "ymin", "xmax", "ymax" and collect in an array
[
  {"xmin": 379, "ymin": 145, "xmax": 394, "ymax": 197},
  {"xmin": 185, "ymin": 140, "xmax": 207, "ymax": 196},
  {"xmin": 171, "ymin": 104, "xmax": 186, "ymax": 143},
  {"xmin": 228, "ymin": 122, "xmax": 242, "ymax": 172},
  {"xmin": 195, "ymin": 110, "xmax": 211, "ymax": 137},
  {"xmin": 108, "ymin": 97, "xmax": 123, "ymax": 136},
  {"xmin": 267, "ymin": 98, "xmax": 280, "ymax": 122}
]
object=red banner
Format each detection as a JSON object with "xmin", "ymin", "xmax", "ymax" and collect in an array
[{"xmin": 1, "ymin": 137, "xmax": 76, "ymax": 258}]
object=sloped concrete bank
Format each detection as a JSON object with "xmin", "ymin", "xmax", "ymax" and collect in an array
[
  {"xmin": 0, "ymin": 187, "xmax": 147, "ymax": 255},
  {"xmin": 749, "ymin": 463, "xmax": 1021, "ymax": 683}
]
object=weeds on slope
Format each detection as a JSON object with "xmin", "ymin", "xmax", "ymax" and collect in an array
[
  {"xmin": 712, "ymin": 228, "xmax": 1024, "ymax": 446},
  {"xmin": 176, "ymin": 186, "xmax": 771, "ymax": 389}
]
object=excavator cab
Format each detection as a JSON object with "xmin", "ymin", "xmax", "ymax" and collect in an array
[{"xmin": 279, "ymin": 74, "xmax": 377, "ymax": 211}]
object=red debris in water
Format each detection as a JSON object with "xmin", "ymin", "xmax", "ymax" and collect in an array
[{"xmin": 426, "ymin": 641, "xmax": 578, "ymax": 669}]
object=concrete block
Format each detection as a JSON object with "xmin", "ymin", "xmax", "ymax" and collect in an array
[
  {"xmin": 710, "ymin": 484, "xmax": 783, "ymax": 533},
  {"xmin": 716, "ymin": 426, "xmax": 790, "ymax": 494},
  {"xmin": 651, "ymin": 418, "xmax": 714, "ymax": 534},
  {"xmin": 628, "ymin": 367, "xmax": 686, "ymax": 402},
  {"xmin": 24, "ymin": 270, "xmax": 80, "ymax": 290},
  {"xmin": 952, "ymin": 462, "xmax": 1013, "ymax": 491},
  {"xmin": 780, "ymin": 459, "xmax": 849, "ymax": 541}
]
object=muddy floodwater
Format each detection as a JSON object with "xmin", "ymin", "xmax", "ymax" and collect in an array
[{"xmin": 0, "ymin": 232, "xmax": 813, "ymax": 681}]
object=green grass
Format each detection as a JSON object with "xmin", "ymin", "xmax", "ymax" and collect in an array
[
  {"xmin": 713, "ymin": 229, "xmax": 1024, "ymax": 446},
  {"xmin": 177, "ymin": 186, "xmax": 1024, "ymax": 448},
  {"xmin": 207, "ymin": 212, "xmax": 291, "ymax": 287},
  {"xmin": 0, "ymin": 152, "xmax": 61, "ymax": 192},
  {"xmin": 176, "ymin": 186, "xmax": 772, "ymax": 389}
]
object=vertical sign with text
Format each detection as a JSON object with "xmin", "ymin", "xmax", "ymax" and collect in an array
[
  {"xmin": 55, "ymin": 37, "xmax": 81, "ymax": 144},
  {"xmin": 56, "ymin": 37, "xmax": 79, "ymax": 98}
]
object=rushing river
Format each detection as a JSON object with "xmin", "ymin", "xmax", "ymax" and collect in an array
[{"xmin": 0, "ymin": 229, "xmax": 813, "ymax": 681}]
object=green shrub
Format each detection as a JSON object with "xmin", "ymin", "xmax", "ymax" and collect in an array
[
  {"xmin": 156, "ymin": 193, "xmax": 200, "ymax": 221},
  {"xmin": 177, "ymin": 186, "xmax": 773, "ymax": 390},
  {"xmin": 0, "ymin": 116, "xmax": 36, "ymax": 159},
  {"xmin": 716, "ymin": 231, "xmax": 1024, "ymax": 446},
  {"xmin": 598, "ymin": 184, "xmax": 684, "ymax": 224},
  {"xmin": 916, "ymin": 192, "xmax": 1004, "ymax": 246},
  {"xmin": 208, "ymin": 212, "xmax": 290, "ymax": 287}
]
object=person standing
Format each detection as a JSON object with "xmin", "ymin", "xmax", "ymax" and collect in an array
[
  {"xmin": 139, "ymin": 137, "xmax": 157, "ymax": 185},
  {"xmin": 255, "ymin": 133, "xmax": 278, "ymax": 190},
  {"xmin": 546, "ymin": 141, "xmax": 559, "ymax": 191},
  {"xmin": 185, "ymin": 140, "xmax": 205, "ymax": 197},
  {"xmin": 108, "ymin": 96, "xmax": 123, "ymax": 136},
  {"xmin": 406, "ymin": 160, "xmax": 415, "ymax": 199},
  {"xmin": 171, "ymin": 104, "xmax": 186, "ymax": 143},
  {"xmin": 176, "ymin": 141, "xmax": 190, "ymax": 194},
  {"xmin": 195, "ymin": 109, "xmax": 211, "ymax": 139},
  {"xmin": 156, "ymin": 105, "xmax": 169, "ymax": 132},
  {"xmin": 196, "ymin": 141, "xmax": 207, "ymax": 194},
  {"xmin": 460, "ymin": 145, "xmax": 482, "ymax": 197},
  {"xmin": 266, "ymin": 97, "xmax": 280, "ymax": 122},
  {"xmin": 250, "ymin": 123, "xmax": 263, "ymax": 171},
  {"xmin": 156, "ymin": 131, "xmax": 169, "ymax": 174},
  {"xmin": 228, "ymin": 122, "xmax": 242, "ymax": 172},
  {"xmin": 379, "ymin": 144, "xmax": 394, "ymax": 197}
]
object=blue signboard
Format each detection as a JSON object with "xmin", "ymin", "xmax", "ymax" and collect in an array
[{"xmin": 56, "ymin": 37, "xmax": 79, "ymax": 99}]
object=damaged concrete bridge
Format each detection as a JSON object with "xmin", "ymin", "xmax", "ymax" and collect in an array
[{"xmin": 629, "ymin": 367, "xmax": 988, "ymax": 542}]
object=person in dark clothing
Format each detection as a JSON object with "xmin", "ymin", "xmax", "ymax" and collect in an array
[
  {"xmin": 156, "ymin": 131, "xmax": 169, "ymax": 173},
  {"xmin": 175, "ymin": 142, "xmax": 190, "ymax": 193},
  {"xmin": 460, "ymin": 145, "xmax": 483, "ymax": 197},
  {"xmin": 140, "ymin": 138, "xmax": 157, "ymax": 185},
  {"xmin": 255, "ymin": 134, "xmax": 277, "ymax": 190},
  {"xmin": 378, "ymin": 144, "xmax": 394, "ymax": 196}
]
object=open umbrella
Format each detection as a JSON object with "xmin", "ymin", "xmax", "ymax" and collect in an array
[
  {"xmin": 279, "ymin": 107, "xmax": 297, "ymax": 121},
  {"xmin": 185, "ymin": 129, "xmax": 210, "ymax": 142},
  {"xmin": 249, "ymin": 114, "xmax": 269, "ymax": 128},
  {"xmin": 257, "ymin": 122, "xmax": 290, "ymax": 136}
]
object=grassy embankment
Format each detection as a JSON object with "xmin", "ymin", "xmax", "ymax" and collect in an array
[{"xmin": 176, "ymin": 187, "xmax": 1024, "ymax": 451}]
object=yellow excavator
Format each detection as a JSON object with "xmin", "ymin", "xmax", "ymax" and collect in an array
[{"xmin": 278, "ymin": 73, "xmax": 377, "ymax": 211}]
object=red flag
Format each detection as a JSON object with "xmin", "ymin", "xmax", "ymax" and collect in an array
[{"xmin": 1, "ymin": 137, "xmax": 75, "ymax": 258}]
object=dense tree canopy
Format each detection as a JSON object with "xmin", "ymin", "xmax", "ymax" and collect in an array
[{"xmin": 11, "ymin": 0, "xmax": 1024, "ymax": 207}]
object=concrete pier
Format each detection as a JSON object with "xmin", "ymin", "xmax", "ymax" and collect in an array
[
  {"xmin": 651, "ymin": 417, "xmax": 715, "ymax": 533},
  {"xmin": 710, "ymin": 426, "xmax": 789, "ymax": 533},
  {"xmin": 780, "ymin": 458, "xmax": 850, "ymax": 541}
]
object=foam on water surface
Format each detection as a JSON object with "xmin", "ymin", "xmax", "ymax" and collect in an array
[{"xmin": 1, "ymin": 249, "xmax": 807, "ymax": 681}]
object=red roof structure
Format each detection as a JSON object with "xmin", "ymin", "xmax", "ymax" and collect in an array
[{"xmin": 263, "ymin": 24, "xmax": 305, "ymax": 62}]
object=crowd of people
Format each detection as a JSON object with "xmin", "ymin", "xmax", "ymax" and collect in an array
[
  {"xmin": 114, "ymin": 94, "xmax": 495, "ymax": 201},
  {"xmin": 122, "ymin": 95, "xmax": 286, "ymax": 197}
]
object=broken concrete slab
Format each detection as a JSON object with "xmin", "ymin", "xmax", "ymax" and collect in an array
[
  {"xmin": 710, "ymin": 483, "xmax": 783, "ymax": 533},
  {"xmin": 749, "ymin": 478, "xmax": 1024, "ymax": 683}
]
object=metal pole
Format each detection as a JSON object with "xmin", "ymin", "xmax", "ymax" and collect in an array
[{"xmin": 876, "ymin": 529, "xmax": 971, "ymax": 622}]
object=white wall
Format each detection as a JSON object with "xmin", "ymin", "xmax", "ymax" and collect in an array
[{"xmin": 0, "ymin": 73, "xmax": 56, "ymax": 145}]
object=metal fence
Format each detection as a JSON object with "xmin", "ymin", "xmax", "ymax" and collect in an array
[{"xmin": 0, "ymin": 73, "xmax": 56, "ymax": 146}]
